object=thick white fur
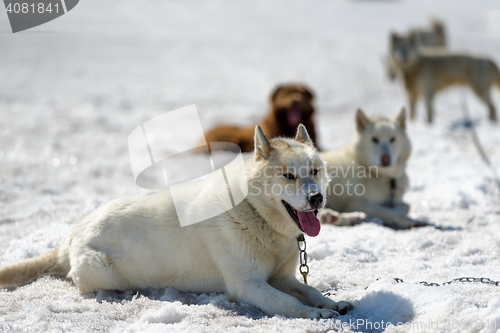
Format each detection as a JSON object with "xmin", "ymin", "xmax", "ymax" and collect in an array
[
  {"xmin": 1, "ymin": 124, "xmax": 352, "ymax": 319},
  {"xmin": 320, "ymin": 109, "xmax": 421, "ymax": 229}
]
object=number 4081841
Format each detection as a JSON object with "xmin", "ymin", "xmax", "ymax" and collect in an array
[{"xmin": 5, "ymin": 2, "xmax": 59, "ymax": 14}]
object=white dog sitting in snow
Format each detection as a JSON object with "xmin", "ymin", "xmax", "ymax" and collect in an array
[{"xmin": 319, "ymin": 108, "xmax": 426, "ymax": 229}]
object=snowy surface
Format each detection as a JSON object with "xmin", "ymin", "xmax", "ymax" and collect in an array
[{"xmin": 1, "ymin": 0, "xmax": 500, "ymax": 332}]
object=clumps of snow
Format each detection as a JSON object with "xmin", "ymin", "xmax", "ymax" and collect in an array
[{"xmin": 140, "ymin": 301, "xmax": 189, "ymax": 324}]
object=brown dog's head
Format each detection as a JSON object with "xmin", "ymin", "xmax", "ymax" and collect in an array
[{"xmin": 270, "ymin": 84, "xmax": 315, "ymax": 131}]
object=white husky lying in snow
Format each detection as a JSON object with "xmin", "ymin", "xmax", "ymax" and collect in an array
[{"xmin": 0, "ymin": 124, "xmax": 352, "ymax": 319}]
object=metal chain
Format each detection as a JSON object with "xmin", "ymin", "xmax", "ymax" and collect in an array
[
  {"xmin": 392, "ymin": 276, "xmax": 500, "ymax": 287},
  {"xmin": 297, "ymin": 234, "xmax": 309, "ymax": 285},
  {"xmin": 388, "ymin": 178, "xmax": 397, "ymax": 208},
  {"xmin": 460, "ymin": 89, "xmax": 500, "ymax": 196}
]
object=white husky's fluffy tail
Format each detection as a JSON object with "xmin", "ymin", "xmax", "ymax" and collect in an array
[{"xmin": 0, "ymin": 249, "xmax": 69, "ymax": 288}]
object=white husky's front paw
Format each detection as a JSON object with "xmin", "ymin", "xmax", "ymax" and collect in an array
[
  {"xmin": 305, "ymin": 307, "xmax": 339, "ymax": 319},
  {"xmin": 340, "ymin": 212, "xmax": 367, "ymax": 226},
  {"xmin": 319, "ymin": 209, "xmax": 366, "ymax": 226},
  {"xmin": 318, "ymin": 208, "xmax": 340, "ymax": 224},
  {"xmin": 331, "ymin": 301, "xmax": 354, "ymax": 315},
  {"xmin": 317, "ymin": 298, "xmax": 354, "ymax": 315}
]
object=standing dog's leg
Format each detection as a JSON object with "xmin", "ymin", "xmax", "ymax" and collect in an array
[
  {"xmin": 423, "ymin": 89, "xmax": 435, "ymax": 124},
  {"xmin": 421, "ymin": 73, "xmax": 436, "ymax": 124},
  {"xmin": 487, "ymin": 100, "xmax": 497, "ymax": 122},
  {"xmin": 471, "ymin": 83, "xmax": 497, "ymax": 122},
  {"xmin": 409, "ymin": 96, "xmax": 417, "ymax": 121},
  {"xmin": 408, "ymin": 87, "xmax": 419, "ymax": 121},
  {"xmin": 404, "ymin": 76, "xmax": 419, "ymax": 121}
]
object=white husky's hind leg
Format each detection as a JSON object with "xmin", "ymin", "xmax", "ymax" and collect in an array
[{"xmin": 68, "ymin": 248, "xmax": 128, "ymax": 293}]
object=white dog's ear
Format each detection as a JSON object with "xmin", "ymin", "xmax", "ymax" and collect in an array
[
  {"xmin": 254, "ymin": 126, "xmax": 272, "ymax": 161},
  {"xmin": 355, "ymin": 109, "xmax": 371, "ymax": 132},
  {"xmin": 396, "ymin": 107, "xmax": 407, "ymax": 130},
  {"xmin": 295, "ymin": 124, "xmax": 314, "ymax": 147}
]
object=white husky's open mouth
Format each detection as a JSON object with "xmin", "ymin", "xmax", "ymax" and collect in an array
[{"xmin": 281, "ymin": 200, "xmax": 321, "ymax": 237}]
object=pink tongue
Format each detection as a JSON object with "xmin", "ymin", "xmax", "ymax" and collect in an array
[
  {"xmin": 287, "ymin": 109, "xmax": 302, "ymax": 127},
  {"xmin": 296, "ymin": 211, "xmax": 321, "ymax": 237}
]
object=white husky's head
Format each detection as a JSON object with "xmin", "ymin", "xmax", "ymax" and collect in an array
[
  {"xmin": 354, "ymin": 108, "xmax": 411, "ymax": 177},
  {"xmin": 247, "ymin": 124, "xmax": 330, "ymax": 238}
]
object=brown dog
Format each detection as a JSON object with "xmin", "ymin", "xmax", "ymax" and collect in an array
[{"xmin": 201, "ymin": 84, "xmax": 318, "ymax": 153}]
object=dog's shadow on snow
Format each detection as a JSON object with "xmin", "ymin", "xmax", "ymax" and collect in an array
[
  {"xmin": 338, "ymin": 291, "xmax": 415, "ymax": 333},
  {"xmin": 90, "ymin": 287, "xmax": 268, "ymax": 319},
  {"xmin": 423, "ymin": 223, "xmax": 462, "ymax": 231},
  {"xmin": 91, "ymin": 288, "xmax": 415, "ymax": 329},
  {"xmin": 365, "ymin": 218, "xmax": 462, "ymax": 232}
]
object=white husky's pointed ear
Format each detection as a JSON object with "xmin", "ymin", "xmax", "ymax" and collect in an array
[
  {"xmin": 254, "ymin": 126, "xmax": 271, "ymax": 161},
  {"xmin": 396, "ymin": 107, "xmax": 407, "ymax": 130},
  {"xmin": 295, "ymin": 124, "xmax": 314, "ymax": 147},
  {"xmin": 355, "ymin": 108, "xmax": 371, "ymax": 133}
]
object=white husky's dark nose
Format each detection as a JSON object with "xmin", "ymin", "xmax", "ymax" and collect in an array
[
  {"xmin": 308, "ymin": 192, "xmax": 323, "ymax": 209},
  {"xmin": 381, "ymin": 154, "xmax": 391, "ymax": 167}
]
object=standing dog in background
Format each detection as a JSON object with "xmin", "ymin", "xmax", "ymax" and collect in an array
[
  {"xmin": 385, "ymin": 19, "xmax": 446, "ymax": 81},
  {"xmin": 201, "ymin": 83, "xmax": 319, "ymax": 152},
  {"xmin": 319, "ymin": 108, "xmax": 425, "ymax": 229},
  {"xmin": 407, "ymin": 19, "xmax": 446, "ymax": 49},
  {"xmin": 389, "ymin": 33, "xmax": 500, "ymax": 123}
]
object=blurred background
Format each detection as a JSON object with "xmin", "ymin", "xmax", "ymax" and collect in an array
[
  {"xmin": 0, "ymin": 0, "xmax": 499, "ymax": 232},
  {"xmin": 1, "ymin": 1, "xmax": 500, "ymax": 331},
  {"xmin": 0, "ymin": 0, "xmax": 499, "ymax": 234}
]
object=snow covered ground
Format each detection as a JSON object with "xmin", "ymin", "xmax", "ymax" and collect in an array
[{"xmin": 1, "ymin": 0, "xmax": 500, "ymax": 332}]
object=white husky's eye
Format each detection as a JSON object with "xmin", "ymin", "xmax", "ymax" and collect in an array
[
  {"xmin": 372, "ymin": 137, "xmax": 379, "ymax": 144},
  {"xmin": 283, "ymin": 173, "xmax": 295, "ymax": 180},
  {"xmin": 312, "ymin": 168, "xmax": 318, "ymax": 176},
  {"xmin": 390, "ymin": 137, "xmax": 396, "ymax": 143}
]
